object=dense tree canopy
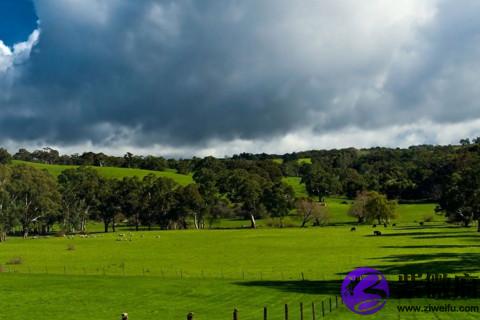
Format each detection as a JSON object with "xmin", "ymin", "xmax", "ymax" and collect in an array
[
  {"xmin": 0, "ymin": 138, "xmax": 480, "ymax": 237},
  {"xmin": 0, "ymin": 148, "xmax": 11, "ymax": 165}
]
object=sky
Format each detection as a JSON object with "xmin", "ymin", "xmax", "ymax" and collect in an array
[{"xmin": 1, "ymin": 0, "xmax": 480, "ymax": 157}]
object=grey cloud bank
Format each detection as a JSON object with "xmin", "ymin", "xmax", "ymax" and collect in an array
[{"xmin": 1, "ymin": 0, "xmax": 480, "ymax": 156}]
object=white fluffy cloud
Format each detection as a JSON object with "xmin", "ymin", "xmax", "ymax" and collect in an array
[{"xmin": 0, "ymin": 29, "xmax": 39, "ymax": 73}]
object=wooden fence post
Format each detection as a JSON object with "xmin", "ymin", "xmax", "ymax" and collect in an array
[
  {"xmin": 233, "ymin": 308, "xmax": 238, "ymax": 320},
  {"xmin": 284, "ymin": 304, "xmax": 289, "ymax": 320},
  {"xmin": 321, "ymin": 301, "xmax": 325, "ymax": 317},
  {"xmin": 187, "ymin": 312, "xmax": 194, "ymax": 320},
  {"xmin": 329, "ymin": 298, "xmax": 332, "ymax": 313},
  {"xmin": 264, "ymin": 306, "xmax": 267, "ymax": 320},
  {"xmin": 335, "ymin": 296, "xmax": 338, "ymax": 308},
  {"xmin": 312, "ymin": 302, "xmax": 316, "ymax": 320},
  {"xmin": 300, "ymin": 302, "xmax": 304, "ymax": 320}
]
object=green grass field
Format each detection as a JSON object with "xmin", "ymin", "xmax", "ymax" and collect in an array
[
  {"xmin": 11, "ymin": 160, "xmax": 194, "ymax": 186},
  {"xmin": 3, "ymin": 160, "xmax": 477, "ymax": 319},
  {"xmin": 0, "ymin": 224, "xmax": 479, "ymax": 319}
]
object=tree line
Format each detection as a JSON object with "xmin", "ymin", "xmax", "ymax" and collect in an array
[
  {"xmin": 1, "ymin": 137, "xmax": 480, "ymax": 236},
  {"xmin": 7, "ymin": 147, "xmax": 191, "ymax": 173},
  {"xmin": 0, "ymin": 157, "xmax": 296, "ymax": 240}
]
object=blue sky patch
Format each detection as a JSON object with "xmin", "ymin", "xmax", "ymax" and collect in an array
[{"xmin": 0, "ymin": 0, "xmax": 37, "ymax": 47}]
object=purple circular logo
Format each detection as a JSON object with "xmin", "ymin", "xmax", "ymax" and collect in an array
[{"xmin": 341, "ymin": 267, "xmax": 389, "ymax": 315}]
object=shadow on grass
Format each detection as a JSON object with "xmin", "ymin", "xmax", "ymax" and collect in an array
[
  {"xmin": 235, "ymin": 244, "xmax": 480, "ymax": 299},
  {"xmin": 328, "ymin": 222, "xmax": 359, "ymax": 227},
  {"xmin": 235, "ymin": 278, "xmax": 480, "ymax": 299},
  {"xmin": 367, "ymin": 253, "xmax": 480, "ymax": 275},
  {"xmin": 411, "ymin": 235, "xmax": 479, "ymax": 241},
  {"xmin": 391, "ymin": 225, "xmax": 465, "ymax": 230},
  {"xmin": 381, "ymin": 245, "xmax": 480, "ymax": 249},
  {"xmin": 364, "ymin": 231, "xmax": 458, "ymax": 237}
]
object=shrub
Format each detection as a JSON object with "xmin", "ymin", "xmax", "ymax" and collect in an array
[
  {"xmin": 67, "ymin": 244, "xmax": 76, "ymax": 251},
  {"xmin": 55, "ymin": 230, "xmax": 66, "ymax": 237},
  {"xmin": 6, "ymin": 257, "xmax": 23, "ymax": 265},
  {"xmin": 264, "ymin": 217, "xmax": 296, "ymax": 228}
]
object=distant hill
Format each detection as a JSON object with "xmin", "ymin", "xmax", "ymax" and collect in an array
[{"xmin": 11, "ymin": 160, "xmax": 194, "ymax": 186}]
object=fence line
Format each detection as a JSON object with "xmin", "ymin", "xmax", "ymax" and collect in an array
[
  {"xmin": 0, "ymin": 266, "xmax": 351, "ymax": 280},
  {"xmin": 184, "ymin": 298, "xmax": 343, "ymax": 320},
  {"xmin": 1, "ymin": 266, "xmax": 478, "ymax": 286}
]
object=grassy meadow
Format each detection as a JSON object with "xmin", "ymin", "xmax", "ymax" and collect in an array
[
  {"xmin": 1, "ymin": 160, "xmax": 478, "ymax": 319},
  {"xmin": 1, "ymin": 225, "xmax": 479, "ymax": 319},
  {"xmin": 11, "ymin": 160, "xmax": 194, "ymax": 185}
]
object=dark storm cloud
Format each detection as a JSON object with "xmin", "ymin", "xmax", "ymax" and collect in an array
[{"xmin": 1, "ymin": 0, "xmax": 480, "ymax": 153}]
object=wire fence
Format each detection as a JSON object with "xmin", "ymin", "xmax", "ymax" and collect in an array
[
  {"xmin": 1, "ymin": 265, "xmax": 478, "ymax": 284},
  {"xmin": 0, "ymin": 265, "xmax": 348, "ymax": 280},
  {"xmin": 183, "ymin": 298, "xmax": 343, "ymax": 320}
]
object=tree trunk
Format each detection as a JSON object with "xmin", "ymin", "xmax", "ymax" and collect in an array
[
  {"xmin": 112, "ymin": 219, "xmax": 116, "ymax": 232},
  {"xmin": 193, "ymin": 213, "xmax": 199, "ymax": 229},
  {"xmin": 250, "ymin": 214, "xmax": 256, "ymax": 229},
  {"xmin": 104, "ymin": 221, "xmax": 109, "ymax": 233},
  {"xmin": 301, "ymin": 217, "xmax": 308, "ymax": 228},
  {"xmin": 80, "ymin": 217, "xmax": 86, "ymax": 233},
  {"xmin": 477, "ymin": 219, "xmax": 480, "ymax": 232},
  {"xmin": 23, "ymin": 227, "xmax": 29, "ymax": 239}
]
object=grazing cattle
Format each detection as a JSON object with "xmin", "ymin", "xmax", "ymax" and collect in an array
[
  {"xmin": 121, "ymin": 313, "xmax": 128, "ymax": 320},
  {"xmin": 392, "ymin": 223, "xmax": 397, "ymax": 227},
  {"xmin": 373, "ymin": 231, "xmax": 382, "ymax": 236},
  {"xmin": 419, "ymin": 222, "xmax": 424, "ymax": 226},
  {"xmin": 372, "ymin": 224, "xmax": 377, "ymax": 228},
  {"xmin": 350, "ymin": 227, "xmax": 356, "ymax": 232}
]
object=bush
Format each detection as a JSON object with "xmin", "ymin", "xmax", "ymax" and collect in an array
[
  {"xmin": 67, "ymin": 244, "xmax": 76, "ymax": 251},
  {"xmin": 55, "ymin": 230, "xmax": 66, "ymax": 237},
  {"xmin": 264, "ymin": 217, "xmax": 296, "ymax": 228},
  {"xmin": 6, "ymin": 257, "xmax": 23, "ymax": 265}
]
